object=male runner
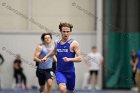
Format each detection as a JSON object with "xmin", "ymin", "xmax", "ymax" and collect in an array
[{"xmin": 41, "ymin": 22, "xmax": 81, "ymax": 93}]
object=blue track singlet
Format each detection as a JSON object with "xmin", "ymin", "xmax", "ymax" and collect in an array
[
  {"xmin": 56, "ymin": 38, "xmax": 76, "ymax": 90},
  {"xmin": 56, "ymin": 38, "xmax": 76, "ymax": 72},
  {"xmin": 37, "ymin": 44, "xmax": 53, "ymax": 69}
]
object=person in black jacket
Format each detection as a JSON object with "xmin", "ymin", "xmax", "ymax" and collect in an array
[
  {"xmin": 13, "ymin": 54, "xmax": 27, "ymax": 89},
  {"xmin": 0, "ymin": 53, "xmax": 4, "ymax": 90},
  {"xmin": 0, "ymin": 53, "xmax": 4, "ymax": 65}
]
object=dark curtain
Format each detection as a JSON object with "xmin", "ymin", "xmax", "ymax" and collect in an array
[{"xmin": 105, "ymin": 0, "xmax": 140, "ymax": 88}]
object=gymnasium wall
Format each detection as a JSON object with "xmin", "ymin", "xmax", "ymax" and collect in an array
[{"xmin": 0, "ymin": 0, "xmax": 95, "ymax": 32}]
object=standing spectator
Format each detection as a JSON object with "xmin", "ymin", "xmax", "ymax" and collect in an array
[
  {"xmin": 86, "ymin": 46, "xmax": 103, "ymax": 90},
  {"xmin": 13, "ymin": 54, "xmax": 27, "ymax": 89},
  {"xmin": 130, "ymin": 50, "xmax": 137, "ymax": 91}
]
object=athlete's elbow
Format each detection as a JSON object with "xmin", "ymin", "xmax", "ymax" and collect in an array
[
  {"xmin": 33, "ymin": 57, "xmax": 37, "ymax": 62},
  {"xmin": 33, "ymin": 58, "xmax": 35, "ymax": 62}
]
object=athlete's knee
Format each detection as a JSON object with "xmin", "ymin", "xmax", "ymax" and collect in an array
[
  {"xmin": 47, "ymin": 79, "xmax": 53, "ymax": 88},
  {"xmin": 59, "ymin": 83, "xmax": 66, "ymax": 92},
  {"xmin": 59, "ymin": 87, "xmax": 66, "ymax": 93},
  {"xmin": 47, "ymin": 83, "xmax": 52, "ymax": 88}
]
